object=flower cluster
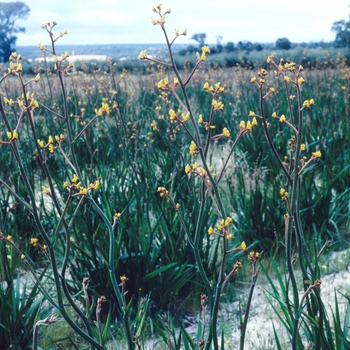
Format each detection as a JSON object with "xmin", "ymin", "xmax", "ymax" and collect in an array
[
  {"xmin": 63, "ymin": 174, "xmax": 100, "ymax": 196},
  {"xmin": 38, "ymin": 134, "xmax": 64, "ymax": 153},
  {"xmin": 189, "ymin": 141, "xmax": 199, "ymax": 155},
  {"xmin": 95, "ymin": 102, "xmax": 110, "ymax": 116},
  {"xmin": 239, "ymin": 117, "xmax": 258, "ymax": 134},
  {"xmin": 204, "ymin": 81, "xmax": 225, "ymax": 96},
  {"xmin": 196, "ymin": 45, "xmax": 210, "ymax": 62},
  {"xmin": 208, "ymin": 217, "xmax": 234, "ymax": 239},
  {"xmin": 169, "ymin": 108, "xmax": 190, "ymax": 124},
  {"xmin": 157, "ymin": 77, "xmax": 179, "ymax": 90}
]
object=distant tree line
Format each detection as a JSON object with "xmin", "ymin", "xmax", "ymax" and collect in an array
[{"xmin": 176, "ymin": 13, "xmax": 350, "ymax": 56}]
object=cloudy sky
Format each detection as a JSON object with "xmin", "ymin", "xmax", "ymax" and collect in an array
[{"xmin": 3, "ymin": 0, "xmax": 350, "ymax": 46}]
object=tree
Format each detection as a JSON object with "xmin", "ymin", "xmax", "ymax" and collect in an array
[
  {"xmin": 275, "ymin": 37, "xmax": 291, "ymax": 50},
  {"xmin": 0, "ymin": 2, "xmax": 30, "ymax": 62},
  {"xmin": 237, "ymin": 40, "xmax": 253, "ymax": 52},
  {"xmin": 224, "ymin": 41, "xmax": 235, "ymax": 53},
  {"xmin": 190, "ymin": 33, "xmax": 206, "ymax": 48},
  {"xmin": 332, "ymin": 17, "xmax": 350, "ymax": 47}
]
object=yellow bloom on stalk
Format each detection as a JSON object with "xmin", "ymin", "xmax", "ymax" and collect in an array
[
  {"xmin": 298, "ymin": 77, "xmax": 305, "ymax": 85},
  {"xmin": 93, "ymin": 180, "xmax": 100, "ymax": 190},
  {"xmin": 240, "ymin": 241, "xmax": 247, "ymax": 250},
  {"xmin": 30, "ymin": 238, "xmax": 39, "ymax": 247},
  {"xmin": 202, "ymin": 46, "xmax": 210, "ymax": 54},
  {"xmin": 182, "ymin": 112, "xmax": 190, "ymax": 122},
  {"xmin": 251, "ymin": 77, "xmax": 257, "ymax": 83},
  {"xmin": 157, "ymin": 186, "xmax": 169, "ymax": 197},
  {"xmin": 249, "ymin": 111, "xmax": 255, "ymax": 117},
  {"xmin": 280, "ymin": 188, "xmax": 288, "ymax": 197},
  {"xmin": 100, "ymin": 102, "xmax": 110, "ymax": 114},
  {"xmin": 225, "ymin": 217, "xmax": 233, "ymax": 226},
  {"xmin": 208, "ymin": 227, "xmax": 214, "ymax": 235},
  {"xmin": 301, "ymin": 144, "xmax": 306, "ymax": 151},
  {"xmin": 189, "ymin": 141, "xmax": 198, "ymax": 155},
  {"xmin": 7, "ymin": 235, "xmax": 12, "ymax": 241},
  {"xmin": 120, "ymin": 275, "xmax": 128, "ymax": 283},
  {"xmin": 21, "ymin": 254, "xmax": 25, "ymax": 260},
  {"xmin": 272, "ymin": 112, "xmax": 277, "ymax": 118},
  {"xmin": 251, "ymin": 117, "xmax": 258, "ymax": 127},
  {"xmin": 169, "ymin": 109, "xmax": 177, "ymax": 120},
  {"xmin": 72, "ymin": 174, "xmax": 79, "ymax": 183},
  {"xmin": 284, "ymin": 76, "xmax": 291, "ymax": 83},
  {"xmin": 239, "ymin": 120, "xmax": 246, "ymax": 129},
  {"xmin": 81, "ymin": 188, "xmax": 88, "ymax": 195},
  {"xmin": 173, "ymin": 77, "xmax": 179, "ymax": 86},
  {"xmin": 198, "ymin": 114, "xmax": 203, "ymax": 124},
  {"xmin": 139, "ymin": 50, "xmax": 147, "ymax": 59},
  {"xmin": 312, "ymin": 151, "xmax": 321, "ymax": 158},
  {"xmin": 246, "ymin": 121, "xmax": 252, "ymax": 131},
  {"xmin": 279, "ymin": 115, "xmax": 286, "ymax": 123},
  {"xmin": 6, "ymin": 131, "xmax": 12, "ymax": 139},
  {"xmin": 203, "ymin": 82, "xmax": 209, "ymax": 90},
  {"xmin": 185, "ymin": 164, "xmax": 191, "ymax": 174},
  {"xmin": 223, "ymin": 127, "xmax": 230, "ymax": 138}
]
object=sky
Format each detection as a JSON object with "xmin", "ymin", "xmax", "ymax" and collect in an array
[{"xmin": 3, "ymin": 0, "xmax": 350, "ymax": 46}]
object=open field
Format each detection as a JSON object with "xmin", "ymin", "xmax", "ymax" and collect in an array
[{"xmin": 1, "ymin": 14, "xmax": 350, "ymax": 350}]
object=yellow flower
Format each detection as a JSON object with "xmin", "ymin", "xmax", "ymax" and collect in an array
[
  {"xmin": 208, "ymin": 227, "xmax": 214, "ymax": 235},
  {"xmin": 169, "ymin": 109, "xmax": 177, "ymax": 120},
  {"xmin": 240, "ymin": 241, "xmax": 247, "ymax": 250},
  {"xmin": 30, "ymin": 238, "xmax": 39, "ymax": 247},
  {"xmin": 182, "ymin": 112, "xmax": 190, "ymax": 122},
  {"xmin": 139, "ymin": 50, "xmax": 147, "ymax": 59},
  {"xmin": 185, "ymin": 164, "xmax": 191, "ymax": 174},
  {"xmin": 120, "ymin": 275, "xmax": 128, "ymax": 283},
  {"xmin": 223, "ymin": 127, "xmax": 230, "ymax": 138},
  {"xmin": 298, "ymin": 77, "xmax": 305, "ymax": 85},
  {"xmin": 189, "ymin": 141, "xmax": 198, "ymax": 155},
  {"xmin": 246, "ymin": 121, "xmax": 252, "ymax": 131},
  {"xmin": 272, "ymin": 112, "xmax": 277, "ymax": 118},
  {"xmin": 72, "ymin": 174, "xmax": 79, "ymax": 183},
  {"xmin": 267, "ymin": 55, "xmax": 274, "ymax": 63},
  {"xmin": 279, "ymin": 114, "xmax": 286, "ymax": 123},
  {"xmin": 7, "ymin": 235, "xmax": 12, "ymax": 241},
  {"xmin": 284, "ymin": 76, "xmax": 291, "ymax": 83},
  {"xmin": 301, "ymin": 144, "xmax": 306, "ymax": 151},
  {"xmin": 249, "ymin": 111, "xmax": 255, "ymax": 117},
  {"xmin": 100, "ymin": 102, "xmax": 110, "ymax": 114},
  {"xmin": 198, "ymin": 114, "xmax": 203, "ymax": 124},
  {"xmin": 312, "ymin": 151, "xmax": 321, "ymax": 158},
  {"xmin": 203, "ymin": 82, "xmax": 209, "ymax": 90},
  {"xmin": 239, "ymin": 120, "xmax": 246, "ymax": 129},
  {"xmin": 21, "ymin": 254, "xmax": 25, "ymax": 260},
  {"xmin": 251, "ymin": 77, "xmax": 256, "ymax": 83},
  {"xmin": 251, "ymin": 117, "xmax": 258, "ymax": 127}
]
